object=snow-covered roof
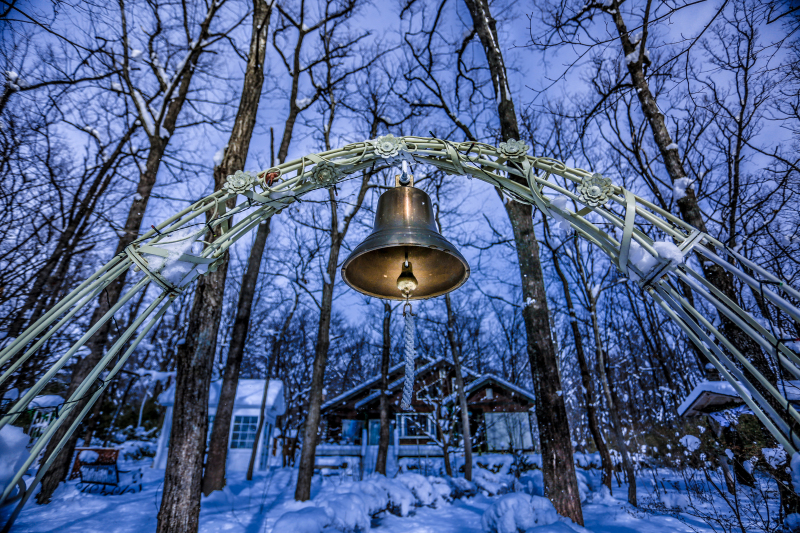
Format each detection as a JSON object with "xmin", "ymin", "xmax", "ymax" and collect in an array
[
  {"xmin": 159, "ymin": 379, "xmax": 285, "ymax": 416},
  {"xmin": 678, "ymin": 381, "xmax": 748, "ymax": 417},
  {"xmin": 29, "ymin": 395, "xmax": 64, "ymax": 409},
  {"xmin": 321, "ymin": 361, "xmax": 406, "ymax": 411},
  {"xmin": 352, "ymin": 357, "xmax": 450, "ymax": 409},
  {"xmin": 442, "ymin": 374, "xmax": 535, "ymax": 406}
]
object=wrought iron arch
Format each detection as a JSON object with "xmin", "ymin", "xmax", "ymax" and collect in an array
[{"xmin": 2, "ymin": 134, "xmax": 800, "ymax": 506}]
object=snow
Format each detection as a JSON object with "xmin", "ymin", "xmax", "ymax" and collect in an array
[
  {"xmin": 141, "ymin": 227, "xmax": 203, "ymax": 286},
  {"xmin": 548, "ymin": 196, "xmax": 572, "ymax": 231},
  {"xmin": 677, "ymin": 380, "xmax": 748, "ymax": 416},
  {"xmin": 79, "ymin": 450, "xmax": 100, "ymax": 463},
  {"xmin": 678, "ymin": 435, "xmax": 701, "ymax": 452},
  {"xmin": 481, "ymin": 493, "xmax": 558, "ymax": 533},
  {"xmin": 29, "ymin": 394, "xmax": 64, "ymax": 409},
  {"xmin": 665, "ymin": 143, "xmax": 678, "ymax": 151},
  {"xmin": 1, "ymin": 461, "xmax": 756, "ymax": 533},
  {"xmin": 672, "ymin": 177, "xmax": 694, "ymax": 201},
  {"xmin": 652, "ymin": 241, "xmax": 683, "ymax": 266},
  {"xmin": 762, "ymin": 446, "xmax": 787, "ymax": 468},
  {"xmin": 0, "ymin": 425, "xmax": 28, "ymax": 494},
  {"xmin": 791, "ymin": 452, "xmax": 800, "ymax": 492},
  {"xmin": 295, "ymin": 97, "xmax": 312, "ymax": 110},
  {"xmin": 272, "ymin": 506, "xmax": 331, "ymax": 533}
]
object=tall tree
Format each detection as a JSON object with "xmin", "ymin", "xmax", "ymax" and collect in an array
[
  {"xmin": 36, "ymin": 0, "xmax": 228, "ymax": 504},
  {"xmin": 459, "ymin": 0, "xmax": 584, "ymax": 521},
  {"xmin": 200, "ymin": 0, "xmax": 273, "ymax": 495}
]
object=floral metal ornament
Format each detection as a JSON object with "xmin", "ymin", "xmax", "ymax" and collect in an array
[
  {"xmin": 372, "ymin": 134, "xmax": 407, "ymax": 159},
  {"xmin": 497, "ymin": 138, "xmax": 529, "ymax": 160},
  {"xmin": 578, "ymin": 173, "xmax": 613, "ymax": 207},
  {"xmin": 224, "ymin": 170, "xmax": 256, "ymax": 194},
  {"xmin": 311, "ymin": 160, "xmax": 340, "ymax": 187}
]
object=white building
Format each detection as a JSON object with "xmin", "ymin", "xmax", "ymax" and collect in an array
[{"xmin": 154, "ymin": 379, "xmax": 285, "ymax": 471}]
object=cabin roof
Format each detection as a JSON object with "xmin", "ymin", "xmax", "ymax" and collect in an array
[
  {"xmin": 678, "ymin": 381, "xmax": 748, "ymax": 417},
  {"xmin": 443, "ymin": 374, "xmax": 535, "ymax": 406},
  {"xmin": 159, "ymin": 379, "xmax": 286, "ymax": 416},
  {"xmin": 322, "ymin": 356, "xmax": 532, "ymax": 413}
]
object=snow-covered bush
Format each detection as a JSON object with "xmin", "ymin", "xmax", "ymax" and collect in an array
[
  {"xmin": 474, "ymin": 467, "xmax": 512, "ymax": 496},
  {"xmin": 396, "ymin": 472, "xmax": 438, "ymax": 506},
  {"xmin": 119, "ymin": 440, "xmax": 157, "ymax": 460},
  {"xmin": 447, "ymin": 476, "xmax": 479, "ymax": 499},
  {"xmin": 482, "ymin": 493, "xmax": 558, "ymax": 533},
  {"xmin": 317, "ymin": 493, "xmax": 370, "ymax": 532},
  {"xmin": 368, "ymin": 475, "xmax": 415, "ymax": 516},
  {"xmin": 272, "ymin": 506, "xmax": 332, "ymax": 533},
  {"xmin": 0, "ymin": 425, "xmax": 29, "ymax": 493},
  {"xmin": 429, "ymin": 475, "xmax": 453, "ymax": 504}
]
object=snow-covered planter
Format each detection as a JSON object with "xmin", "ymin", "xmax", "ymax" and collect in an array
[{"xmin": 481, "ymin": 493, "xmax": 558, "ymax": 533}]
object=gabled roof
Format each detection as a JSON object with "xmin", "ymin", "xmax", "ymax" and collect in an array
[
  {"xmin": 321, "ymin": 361, "xmax": 408, "ymax": 411},
  {"xmin": 442, "ymin": 374, "xmax": 536, "ymax": 406},
  {"xmin": 353, "ymin": 356, "xmax": 450, "ymax": 409}
]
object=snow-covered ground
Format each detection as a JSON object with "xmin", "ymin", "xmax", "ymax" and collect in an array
[{"xmin": 1, "ymin": 457, "xmax": 750, "ymax": 533}]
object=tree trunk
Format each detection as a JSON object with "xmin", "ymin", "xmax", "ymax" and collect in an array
[
  {"xmin": 156, "ymin": 271, "xmax": 225, "ymax": 533},
  {"xmin": 589, "ymin": 297, "xmax": 637, "ymax": 506},
  {"xmin": 294, "ymin": 150, "xmax": 372, "ymax": 500},
  {"xmin": 375, "ymin": 301, "xmax": 392, "ymax": 476},
  {"xmin": 607, "ymin": 2, "xmax": 772, "ymax": 388},
  {"xmin": 35, "ymin": 1, "xmax": 220, "ymax": 505},
  {"xmin": 246, "ymin": 293, "xmax": 298, "ymax": 480},
  {"xmin": 548, "ymin": 238, "xmax": 613, "ymax": 492},
  {"xmin": 156, "ymin": 1, "xmax": 268, "ymax": 527},
  {"xmin": 202, "ymin": 221, "xmax": 270, "ymax": 494},
  {"xmin": 461, "ymin": 0, "xmax": 582, "ymax": 522},
  {"xmin": 445, "ymin": 294, "xmax": 472, "ymax": 481}
]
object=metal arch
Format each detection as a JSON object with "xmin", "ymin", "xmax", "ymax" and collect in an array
[{"xmin": 1, "ymin": 135, "xmax": 800, "ymax": 506}]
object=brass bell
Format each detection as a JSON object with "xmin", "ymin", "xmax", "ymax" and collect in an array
[{"xmin": 341, "ymin": 174, "xmax": 470, "ymax": 300}]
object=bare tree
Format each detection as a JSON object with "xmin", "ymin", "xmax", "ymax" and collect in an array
[{"xmin": 198, "ymin": 0, "xmax": 274, "ymax": 495}]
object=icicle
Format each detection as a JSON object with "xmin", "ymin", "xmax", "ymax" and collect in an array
[{"xmin": 401, "ymin": 302, "xmax": 416, "ymax": 411}]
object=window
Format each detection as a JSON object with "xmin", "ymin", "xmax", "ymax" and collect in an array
[
  {"xmin": 397, "ymin": 413, "xmax": 435, "ymax": 439},
  {"xmin": 485, "ymin": 412, "xmax": 533, "ymax": 450},
  {"xmin": 231, "ymin": 415, "xmax": 259, "ymax": 449}
]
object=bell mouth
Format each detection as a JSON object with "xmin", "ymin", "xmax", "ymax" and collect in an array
[{"xmin": 341, "ymin": 236, "xmax": 470, "ymax": 301}]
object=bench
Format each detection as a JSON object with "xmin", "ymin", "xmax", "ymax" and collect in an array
[{"xmin": 70, "ymin": 448, "xmax": 142, "ymax": 495}]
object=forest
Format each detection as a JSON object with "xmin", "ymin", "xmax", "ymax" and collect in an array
[{"xmin": 1, "ymin": 0, "xmax": 799, "ymax": 532}]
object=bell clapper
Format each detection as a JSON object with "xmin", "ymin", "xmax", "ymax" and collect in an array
[{"xmin": 396, "ymin": 249, "xmax": 418, "ymax": 297}]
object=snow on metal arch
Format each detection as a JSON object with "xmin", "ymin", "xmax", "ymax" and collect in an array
[{"xmin": 1, "ymin": 134, "xmax": 800, "ymax": 506}]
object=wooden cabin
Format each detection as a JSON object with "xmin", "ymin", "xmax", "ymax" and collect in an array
[{"xmin": 320, "ymin": 357, "xmax": 536, "ymax": 455}]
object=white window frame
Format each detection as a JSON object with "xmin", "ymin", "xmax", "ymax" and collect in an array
[
  {"xmin": 396, "ymin": 413, "xmax": 435, "ymax": 439},
  {"xmin": 230, "ymin": 415, "xmax": 259, "ymax": 449}
]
